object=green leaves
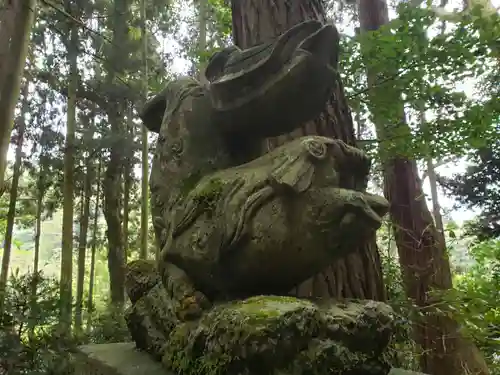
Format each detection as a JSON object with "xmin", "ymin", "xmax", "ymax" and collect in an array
[
  {"xmin": 343, "ymin": 2, "xmax": 500, "ymax": 161},
  {"xmin": 450, "ymin": 239, "xmax": 500, "ymax": 372},
  {"xmin": 128, "ymin": 26, "xmax": 142, "ymax": 41}
]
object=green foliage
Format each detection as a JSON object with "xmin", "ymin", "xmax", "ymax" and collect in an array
[
  {"xmin": 85, "ymin": 309, "xmax": 131, "ymax": 344},
  {"xmin": 378, "ymin": 223, "xmax": 500, "ymax": 373},
  {"xmin": 0, "ymin": 272, "xmax": 74, "ymax": 375},
  {"xmin": 440, "ymin": 139, "xmax": 500, "ymax": 240},
  {"xmin": 0, "ymin": 271, "xmax": 131, "ymax": 374},
  {"xmin": 377, "ymin": 222, "xmax": 419, "ymax": 371},
  {"xmin": 341, "ymin": 3, "xmax": 500, "ymax": 160},
  {"xmin": 207, "ymin": 0, "xmax": 232, "ymax": 39},
  {"xmin": 448, "ymin": 239, "xmax": 500, "ymax": 373}
]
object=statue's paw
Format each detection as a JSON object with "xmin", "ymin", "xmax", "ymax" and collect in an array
[
  {"xmin": 177, "ymin": 291, "xmax": 211, "ymax": 321},
  {"xmin": 125, "ymin": 259, "xmax": 161, "ymax": 303}
]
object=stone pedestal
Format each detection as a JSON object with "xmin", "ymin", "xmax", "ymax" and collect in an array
[
  {"xmin": 75, "ymin": 342, "xmax": 171, "ymax": 375},
  {"xmin": 75, "ymin": 342, "xmax": 428, "ymax": 375},
  {"xmin": 388, "ymin": 369, "xmax": 427, "ymax": 375}
]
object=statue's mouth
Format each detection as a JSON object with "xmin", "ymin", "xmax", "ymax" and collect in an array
[
  {"xmin": 340, "ymin": 193, "xmax": 390, "ymax": 233},
  {"xmin": 364, "ymin": 193, "xmax": 390, "ymax": 227}
]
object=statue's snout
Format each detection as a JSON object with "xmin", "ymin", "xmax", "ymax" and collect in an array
[{"xmin": 365, "ymin": 193, "xmax": 390, "ymax": 222}]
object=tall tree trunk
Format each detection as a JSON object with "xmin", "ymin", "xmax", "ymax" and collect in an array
[
  {"xmin": 102, "ymin": 0, "xmax": 130, "ymax": 306},
  {"xmin": 230, "ymin": 0, "xmax": 386, "ymax": 301},
  {"xmin": 0, "ymin": 78, "xmax": 29, "ymax": 316},
  {"xmin": 75, "ymin": 155, "xmax": 92, "ymax": 333},
  {"xmin": 426, "ymin": 159, "xmax": 444, "ymax": 233},
  {"xmin": 29, "ymin": 166, "xmax": 44, "ymax": 337},
  {"xmin": 0, "ymin": 0, "xmax": 36, "ymax": 195},
  {"xmin": 0, "ymin": 0, "xmax": 16, "ymax": 90},
  {"xmin": 139, "ymin": 0, "xmax": 149, "ymax": 260},
  {"xmin": 420, "ymin": 106, "xmax": 445, "ymax": 237},
  {"xmin": 197, "ymin": 0, "xmax": 209, "ymax": 84},
  {"xmin": 60, "ymin": 14, "xmax": 79, "ymax": 332},
  {"xmin": 418, "ymin": 7, "xmax": 446, "ymax": 239},
  {"xmin": 86, "ymin": 161, "xmax": 101, "ymax": 331},
  {"xmin": 32, "ymin": 172, "xmax": 43, "ymax": 278},
  {"xmin": 357, "ymin": 1, "xmax": 489, "ymax": 373},
  {"xmin": 103, "ymin": 111, "xmax": 126, "ymax": 306},
  {"xmin": 122, "ymin": 107, "xmax": 133, "ymax": 260}
]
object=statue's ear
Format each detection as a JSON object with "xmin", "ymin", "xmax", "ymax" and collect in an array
[
  {"xmin": 139, "ymin": 93, "xmax": 166, "ymax": 133},
  {"xmin": 204, "ymin": 46, "xmax": 239, "ymax": 82}
]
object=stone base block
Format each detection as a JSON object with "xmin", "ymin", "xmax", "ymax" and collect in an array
[
  {"xmin": 74, "ymin": 342, "xmax": 171, "ymax": 375},
  {"xmin": 74, "ymin": 342, "xmax": 427, "ymax": 375},
  {"xmin": 388, "ymin": 369, "xmax": 427, "ymax": 375}
]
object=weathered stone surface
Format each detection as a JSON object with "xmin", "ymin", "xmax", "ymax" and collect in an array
[
  {"xmin": 126, "ymin": 18, "xmax": 393, "ymax": 375},
  {"xmin": 75, "ymin": 341, "xmax": 427, "ymax": 375},
  {"xmin": 387, "ymin": 369, "xmax": 428, "ymax": 375},
  {"xmin": 160, "ymin": 136, "xmax": 389, "ymax": 305},
  {"xmin": 204, "ymin": 20, "xmax": 340, "ymax": 138},
  {"xmin": 125, "ymin": 259, "xmax": 160, "ymax": 304},
  {"xmin": 75, "ymin": 342, "xmax": 170, "ymax": 375},
  {"xmin": 124, "ymin": 260, "xmax": 398, "ymax": 375},
  {"xmin": 125, "ymin": 136, "xmax": 390, "ymax": 349},
  {"xmin": 162, "ymin": 296, "xmax": 394, "ymax": 375}
]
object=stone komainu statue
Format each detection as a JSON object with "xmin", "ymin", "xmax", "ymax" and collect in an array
[{"xmin": 124, "ymin": 19, "xmax": 400, "ymax": 375}]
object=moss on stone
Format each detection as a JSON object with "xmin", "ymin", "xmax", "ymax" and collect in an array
[
  {"xmin": 319, "ymin": 300, "xmax": 394, "ymax": 355},
  {"xmin": 291, "ymin": 339, "xmax": 368, "ymax": 375},
  {"xmin": 163, "ymin": 296, "xmax": 322, "ymax": 375},
  {"xmin": 132, "ymin": 293, "xmax": 394, "ymax": 375},
  {"xmin": 235, "ymin": 295, "xmax": 316, "ymax": 324},
  {"xmin": 161, "ymin": 296, "xmax": 396, "ymax": 375},
  {"xmin": 127, "ymin": 259, "xmax": 157, "ymax": 275},
  {"xmin": 125, "ymin": 260, "xmax": 161, "ymax": 303},
  {"xmin": 192, "ymin": 177, "xmax": 225, "ymax": 213}
]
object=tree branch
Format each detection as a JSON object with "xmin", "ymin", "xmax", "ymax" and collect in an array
[{"xmin": 421, "ymin": 157, "xmax": 455, "ymax": 182}]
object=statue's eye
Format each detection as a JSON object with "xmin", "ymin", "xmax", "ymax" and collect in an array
[
  {"xmin": 303, "ymin": 138, "xmax": 327, "ymax": 160},
  {"xmin": 171, "ymin": 139, "xmax": 184, "ymax": 155}
]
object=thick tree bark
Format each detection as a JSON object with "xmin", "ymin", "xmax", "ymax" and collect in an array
[
  {"xmin": 0, "ymin": 0, "xmax": 36, "ymax": 195},
  {"xmin": 230, "ymin": 0, "xmax": 386, "ymax": 300},
  {"xmin": 357, "ymin": 0, "xmax": 490, "ymax": 374}
]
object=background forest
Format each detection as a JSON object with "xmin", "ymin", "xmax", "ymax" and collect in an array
[{"xmin": 0, "ymin": 0, "xmax": 499, "ymax": 374}]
